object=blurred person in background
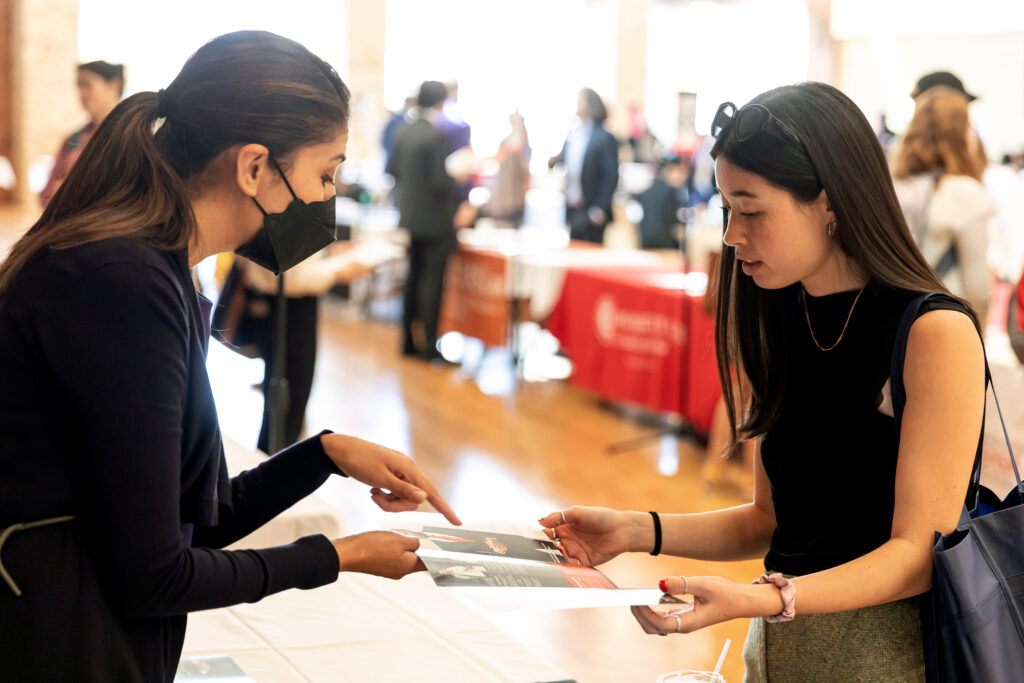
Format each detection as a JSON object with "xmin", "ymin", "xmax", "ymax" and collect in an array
[
  {"xmin": 439, "ymin": 80, "xmax": 476, "ymax": 223},
  {"xmin": 548, "ymin": 88, "xmax": 619, "ymax": 244},
  {"xmin": 876, "ymin": 113, "xmax": 896, "ymax": 156},
  {"xmin": 975, "ymin": 138, "xmax": 1024, "ymax": 293},
  {"xmin": 229, "ymin": 249, "xmax": 372, "ymax": 453},
  {"xmin": 39, "ymin": 60, "xmax": 124, "ymax": 206},
  {"xmin": 437, "ymin": 80, "xmax": 471, "ymax": 153},
  {"xmin": 892, "ymin": 86, "xmax": 993, "ymax": 324},
  {"xmin": 626, "ymin": 104, "xmax": 665, "ymax": 164},
  {"xmin": 486, "ymin": 110, "xmax": 531, "ymax": 227},
  {"xmin": 381, "ymin": 95, "xmax": 416, "ymax": 172},
  {"xmin": 634, "ymin": 153, "xmax": 689, "ymax": 249},
  {"xmin": 686, "ymin": 133, "xmax": 717, "ymax": 209},
  {"xmin": 387, "ymin": 80, "xmax": 457, "ymax": 361}
]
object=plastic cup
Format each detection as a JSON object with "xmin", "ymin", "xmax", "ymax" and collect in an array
[{"xmin": 656, "ymin": 671, "xmax": 726, "ymax": 683}]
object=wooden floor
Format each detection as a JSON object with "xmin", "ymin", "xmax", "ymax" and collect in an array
[
  {"xmin": 0, "ymin": 205, "xmax": 761, "ymax": 682},
  {"xmin": 302, "ymin": 312, "xmax": 762, "ymax": 683}
]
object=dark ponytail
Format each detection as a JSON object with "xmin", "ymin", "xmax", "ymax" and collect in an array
[{"xmin": 0, "ymin": 31, "xmax": 350, "ymax": 294}]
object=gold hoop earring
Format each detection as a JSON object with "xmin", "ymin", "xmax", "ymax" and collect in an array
[{"xmin": 827, "ymin": 220, "xmax": 837, "ymax": 239}]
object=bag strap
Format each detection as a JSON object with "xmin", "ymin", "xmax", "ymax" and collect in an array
[
  {"xmin": 908, "ymin": 173, "xmax": 957, "ymax": 278},
  {"xmin": 890, "ymin": 293, "xmax": 1023, "ymax": 503}
]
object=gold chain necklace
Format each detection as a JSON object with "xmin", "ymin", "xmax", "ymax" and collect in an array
[{"xmin": 802, "ymin": 286, "xmax": 866, "ymax": 351}]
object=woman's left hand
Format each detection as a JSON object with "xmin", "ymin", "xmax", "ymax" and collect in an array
[
  {"xmin": 322, "ymin": 433, "xmax": 461, "ymax": 525},
  {"xmin": 631, "ymin": 576, "xmax": 781, "ymax": 635}
]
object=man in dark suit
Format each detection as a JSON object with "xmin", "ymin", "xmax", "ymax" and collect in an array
[
  {"xmin": 386, "ymin": 80, "xmax": 457, "ymax": 360},
  {"xmin": 636, "ymin": 154, "xmax": 690, "ymax": 249},
  {"xmin": 548, "ymin": 88, "xmax": 620, "ymax": 244}
]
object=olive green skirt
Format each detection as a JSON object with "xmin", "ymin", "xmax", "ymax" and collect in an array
[{"xmin": 742, "ymin": 595, "xmax": 926, "ymax": 682}]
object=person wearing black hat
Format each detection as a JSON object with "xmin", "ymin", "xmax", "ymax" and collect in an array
[
  {"xmin": 386, "ymin": 80, "xmax": 459, "ymax": 360},
  {"xmin": 910, "ymin": 70, "xmax": 977, "ymax": 102},
  {"xmin": 893, "ymin": 87, "xmax": 993, "ymax": 323}
]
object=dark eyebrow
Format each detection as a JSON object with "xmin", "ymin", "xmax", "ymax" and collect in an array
[
  {"xmin": 730, "ymin": 190, "xmax": 759, "ymax": 198},
  {"xmin": 331, "ymin": 153, "xmax": 347, "ymax": 162}
]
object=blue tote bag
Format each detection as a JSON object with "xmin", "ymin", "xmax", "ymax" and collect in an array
[{"xmin": 891, "ymin": 294, "xmax": 1024, "ymax": 682}]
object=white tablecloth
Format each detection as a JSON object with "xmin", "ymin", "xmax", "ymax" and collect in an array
[
  {"xmin": 183, "ymin": 440, "xmax": 573, "ymax": 682},
  {"xmin": 512, "ymin": 248, "xmax": 665, "ymax": 320},
  {"xmin": 180, "ymin": 572, "xmax": 572, "ymax": 682}
]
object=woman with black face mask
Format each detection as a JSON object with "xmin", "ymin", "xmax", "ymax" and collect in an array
[{"xmin": 0, "ymin": 31, "xmax": 460, "ymax": 681}]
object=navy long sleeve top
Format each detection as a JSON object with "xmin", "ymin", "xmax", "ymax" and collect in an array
[{"xmin": 0, "ymin": 238, "xmax": 341, "ymax": 681}]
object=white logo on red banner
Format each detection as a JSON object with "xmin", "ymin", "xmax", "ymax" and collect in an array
[
  {"xmin": 449, "ymin": 259, "xmax": 506, "ymax": 301},
  {"xmin": 593, "ymin": 293, "xmax": 686, "ymax": 356}
]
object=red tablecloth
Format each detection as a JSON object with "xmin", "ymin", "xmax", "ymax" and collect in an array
[
  {"xmin": 438, "ymin": 245, "xmax": 510, "ymax": 348},
  {"xmin": 546, "ymin": 266, "xmax": 720, "ymax": 432},
  {"xmin": 437, "ymin": 240, "xmax": 620, "ymax": 348}
]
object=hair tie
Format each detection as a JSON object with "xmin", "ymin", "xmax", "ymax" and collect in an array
[
  {"xmin": 156, "ymin": 89, "xmax": 169, "ymax": 119},
  {"xmin": 648, "ymin": 511, "xmax": 662, "ymax": 556},
  {"xmin": 754, "ymin": 572, "xmax": 797, "ymax": 622}
]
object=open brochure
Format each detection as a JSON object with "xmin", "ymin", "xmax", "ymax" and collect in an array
[{"xmin": 387, "ymin": 517, "xmax": 695, "ymax": 612}]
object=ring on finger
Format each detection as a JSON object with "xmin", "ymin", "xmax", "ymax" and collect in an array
[
  {"xmin": 560, "ymin": 510, "xmax": 567, "ymax": 525},
  {"xmin": 674, "ymin": 615, "xmax": 682, "ymax": 633},
  {"xmin": 682, "ymin": 576, "xmax": 689, "ymax": 594}
]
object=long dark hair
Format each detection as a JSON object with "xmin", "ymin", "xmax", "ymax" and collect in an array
[
  {"xmin": 0, "ymin": 31, "xmax": 350, "ymax": 294},
  {"xmin": 581, "ymin": 88, "xmax": 608, "ymax": 125},
  {"xmin": 710, "ymin": 82, "xmax": 967, "ymax": 451},
  {"xmin": 892, "ymin": 91, "xmax": 983, "ymax": 181}
]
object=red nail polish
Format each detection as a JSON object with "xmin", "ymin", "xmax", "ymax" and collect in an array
[{"xmin": 659, "ymin": 579, "xmax": 667, "ymax": 593}]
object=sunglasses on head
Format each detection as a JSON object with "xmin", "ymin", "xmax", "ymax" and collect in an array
[{"xmin": 711, "ymin": 101, "xmax": 804, "ymax": 148}]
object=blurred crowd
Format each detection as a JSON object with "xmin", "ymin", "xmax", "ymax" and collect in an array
[{"xmin": 37, "ymin": 63, "xmax": 1024, "ymax": 464}]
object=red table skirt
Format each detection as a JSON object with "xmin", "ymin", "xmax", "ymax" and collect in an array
[
  {"xmin": 546, "ymin": 266, "xmax": 721, "ymax": 432},
  {"xmin": 438, "ymin": 246, "xmax": 509, "ymax": 348}
]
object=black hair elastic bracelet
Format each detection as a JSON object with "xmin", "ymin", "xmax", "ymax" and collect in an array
[{"xmin": 649, "ymin": 511, "xmax": 662, "ymax": 556}]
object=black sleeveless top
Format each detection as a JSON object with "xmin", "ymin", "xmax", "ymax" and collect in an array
[{"xmin": 761, "ymin": 281, "xmax": 969, "ymax": 576}]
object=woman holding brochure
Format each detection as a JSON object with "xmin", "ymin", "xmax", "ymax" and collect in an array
[
  {"xmin": 0, "ymin": 31, "xmax": 458, "ymax": 681},
  {"xmin": 541, "ymin": 82, "xmax": 985, "ymax": 680}
]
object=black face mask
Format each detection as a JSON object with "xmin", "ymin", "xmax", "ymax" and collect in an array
[{"xmin": 235, "ymin": 156, "xmax": 337, "ymax": 275}]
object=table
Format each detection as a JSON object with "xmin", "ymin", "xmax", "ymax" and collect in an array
[
  {"xmin": 545, "ymin": 266, "xmax": 720, "ymax": 432},
  {"xmin": 180, "ymin": 440, "xmax": 574, "ymax": 682},
  {"xmin": 438, "ymin": 228, "xmax": 668, "ymax": 348},
  {"xmin": 438, "ymin": 244, "xmax": 511, "ymax": 347},
  {"xmin": 179, "ymin": 572, "xmax": 573, "ymax": 682}
]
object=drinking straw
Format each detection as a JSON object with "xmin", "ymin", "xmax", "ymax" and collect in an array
[{"xmin": 712, "ymin": 638, "xmax": 732, "ymax": 680}]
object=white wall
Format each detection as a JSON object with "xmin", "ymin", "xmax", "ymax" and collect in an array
[
  {"xmin": 78, "ymin": 0, "xmax": 349, "ymax": 95},
  {"xmin": 644, "ymin": 1, "xmax": 810, "ymax": 147},
  {"xmin": 832, "ymin": 0, "xmax": 1024, "ymax": 158},
  {"xmin": 383, "ymin": 0, "xmax": 617, "ymax": 171},
  {"xmin": 836, "ymin": 35, "xmax": 1024, "ymax": 159}
]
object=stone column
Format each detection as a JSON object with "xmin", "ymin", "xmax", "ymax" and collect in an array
[
  {"xmin": 10, "ymin": 0, "xmax": 79, "ymax": 205},
  {"xmin": 611, "ymin": 0, "xmax": 653, "ymax": 141},
  {"xmin": 347, "ymin": 0, "xmax": 388, "ymax": 164}
]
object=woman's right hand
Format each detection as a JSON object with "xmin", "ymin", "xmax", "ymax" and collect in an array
[
  {"xmin": 538, "ymin": 506, "xmax": 652, "ymax": 567},
  {"xmin": 332, "ymin": 531, "xmax": 425, "ymax": 579}
]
